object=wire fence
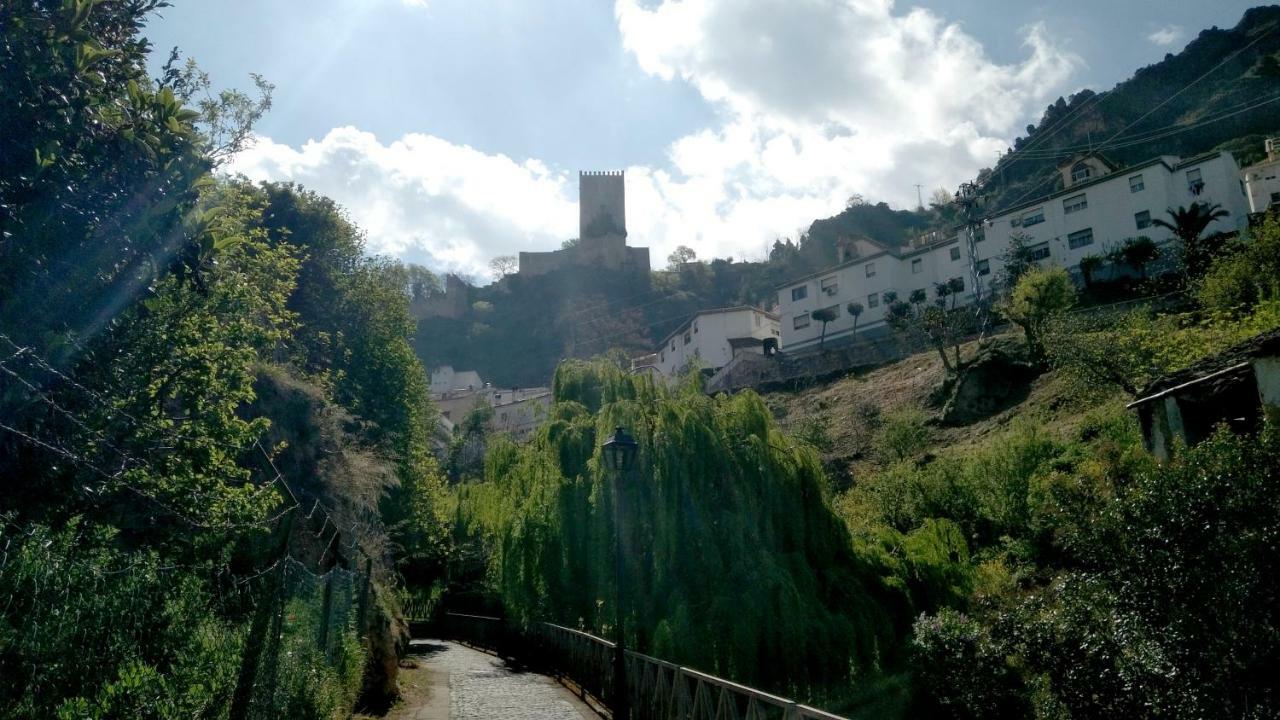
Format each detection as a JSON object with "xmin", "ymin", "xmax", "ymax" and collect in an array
[{"xmin": 0, "ymin": 507, "xmax": 376, "ymax": 718}]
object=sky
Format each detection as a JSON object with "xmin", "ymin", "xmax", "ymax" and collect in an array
[{"xmin": 143, "ymin": 0, "xmax": 1264, "ymax": 280}]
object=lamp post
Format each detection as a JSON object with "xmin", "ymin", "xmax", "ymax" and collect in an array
[{"xmin": 601, "ymin": 426, "xmax": 637, "ymax": 720}]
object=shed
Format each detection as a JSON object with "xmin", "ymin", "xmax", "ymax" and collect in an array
[{"xmin": 1128, "ymin": 329, "xmax": 1280, "ymax": 461}]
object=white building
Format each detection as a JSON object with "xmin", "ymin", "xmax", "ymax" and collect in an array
[
  {"xmin": 648, "ymin": 306, "xmax": 780, "ymax": 380},
  {"xmin": 430, "ymin": 366, "xmax": 483, "ymax": 396},
  {"xmin": 431, "ymin": 367, "xmax": 551, "ymax": 442},
  {"xmin": 1242, "ymin": 138, "xmax": 1280, "ymax": 214},
  {"xmin": 777, "ymin": 149, "xmax": 1250, "ymax": 354}
]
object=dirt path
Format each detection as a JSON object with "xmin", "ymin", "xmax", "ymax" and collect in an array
[{"xmin": 386, "ymin": 639, "xmax": 597, "ymax": 720}]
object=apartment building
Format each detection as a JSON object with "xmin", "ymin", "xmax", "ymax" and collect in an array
[
  {"xmin": 1242, "ymin": 138, "xmax": 1280, "ymax": 214},
  {"xmin": 777, "ymin": 150, "xmax": 1250, "ymax": 354},
  {"xmin": 431, "ymin": 367, "xmax": 551, "ymax": 441},
  {"xmin": 649, "ymin": 306, "xmax": 780, "ymax": 380}
]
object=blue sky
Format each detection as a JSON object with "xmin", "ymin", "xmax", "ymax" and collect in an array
[{"xmin": 143, "ymin": 0, "xmax": 1264, "ymax": 278}]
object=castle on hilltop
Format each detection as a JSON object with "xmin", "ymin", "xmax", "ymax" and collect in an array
[{"xmin": 518, "ymin": 171, "xmax": 650, "ymax": 276}]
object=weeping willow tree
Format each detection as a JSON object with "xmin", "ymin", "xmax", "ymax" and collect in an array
[{"xmin": 457, "ymin": 360, "xmax": 910, "ymax": 700}]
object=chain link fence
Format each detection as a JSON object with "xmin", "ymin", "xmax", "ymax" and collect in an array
[{"xmin": 0, "ymin": 509, "xmax": 376, "ymax": 719}]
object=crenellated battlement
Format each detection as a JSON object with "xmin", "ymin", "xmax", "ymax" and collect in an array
[{"xmin": 517, "ymin": 170, "xmax": 647, "ymax": 277}]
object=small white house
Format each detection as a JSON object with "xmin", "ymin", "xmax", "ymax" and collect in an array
[
  {"xmin": 776, "ymin": 149, "xmax": 1251, "ymax": 354},
  {"xmin": 650, "ymin": 306, "xmax": 780, "ymax": 380},
  {"xmin": 1242, "ymin": 138, "xmax": 1280, "ymax": 214}
]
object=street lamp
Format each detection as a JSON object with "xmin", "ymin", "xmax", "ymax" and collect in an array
[{"xmin": 600, "ymin": 426, "xmax": 637, "ymax": 720}]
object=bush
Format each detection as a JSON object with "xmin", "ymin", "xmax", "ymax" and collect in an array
[
  {"xmin": 875, "ymin": 410, "xmax": 931, "ymax": 462},
  {"xmin": 910, "ymin": 609, "xmax": 1030, "ymax": 719}
]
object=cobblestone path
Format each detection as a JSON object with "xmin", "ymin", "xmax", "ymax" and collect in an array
[{"xmin": 394, "ymin": 639, "xmax": 595, "ymax": 720}]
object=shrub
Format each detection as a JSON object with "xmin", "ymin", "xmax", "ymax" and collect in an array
[{"xmin": 875, "ymin": 409, "xmax": 932, "ymax": 462}]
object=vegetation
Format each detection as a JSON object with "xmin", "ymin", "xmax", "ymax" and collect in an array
[
  {"xmin": 1003, "ymin": 267, "xmax": 1076, "ymax": 362},
  {"xmin": 0, "ymin": 4, "xmax": 450, "ymax": 716}
]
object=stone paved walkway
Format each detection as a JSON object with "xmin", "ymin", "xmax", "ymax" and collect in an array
[{"xmin": 393, "ymin": 639, "xmax": 596, "ymax": 720}]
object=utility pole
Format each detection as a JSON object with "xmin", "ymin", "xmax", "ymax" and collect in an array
[{"xmin": 914, "ymin": 184, "xmax": 924, "ymax": 211}]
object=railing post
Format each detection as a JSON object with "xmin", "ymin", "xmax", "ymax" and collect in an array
[{"xmin": 317, "ymin": 570, "xmax": 334, "ymax": 661}]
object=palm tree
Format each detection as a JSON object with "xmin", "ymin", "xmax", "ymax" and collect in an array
[
  {"xmin": 846, "ymin": 301, "xmax": 863, "ymax": 339},
  {"xmin": 812, "ymin": 306, "xmax": 839, "ymax": 351},
  {"xmin": 1151, "ymin": 202, "xmax": 1229, "ymax": 280}
]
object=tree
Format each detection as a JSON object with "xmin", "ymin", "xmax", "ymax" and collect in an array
[
  {"xmin": 812, "ymin": 306, "xmax": 839, "ymax": 351},
  {"xmin": 561, "ymin": 237, "xmax": 580, "ymax": 250},
  {"xmin": 846, "ymin": 193, "xmax": 867, "ymax": 208},
  {"xmin": 999, "ymin": 232, "xmax": 1039, "ymax": 290},
  {"xmin": 1119, "ymin": 236, "xmax": 1160, "ymax": 280},
  {"xmin": 1078, "ymin": 254, "xmax": 1104, "ymax": 288},
  {"xmin": 490, "ymin": 255, "xmax": 518, "ymax": 278},
  {"xmin": 1004, "ymin": 266, "xmax": 1075, "ymax": 361},
  {"xmin": 667, "ymin": 245, "xmax": 698, "ymax": 269},
  {"xmin": 846, "ymin": 301, "xmax": 864, "ymax": 338},
  {"xmin": 884, "ymin": 294, "xmax": 971, "ymax": 374},
  {"xmin": 405, "ymin": 264, "xmax": 442, "ymax": 301},
  {"xmin": 1151, "ymin": 202, "xmax": 1230, "ymax": 280}
]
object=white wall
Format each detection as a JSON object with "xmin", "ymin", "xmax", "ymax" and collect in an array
[
  {"xmin": 655, "ymin": 308, "xmax": 779, "ymax": 378},
  {"xmin": 776, "ymin": 151, "xmax": 1250, "ymax": 354},
  {"xmin": 1243, "ymin": 156, "xmax": 1280, "ymax": 214}
]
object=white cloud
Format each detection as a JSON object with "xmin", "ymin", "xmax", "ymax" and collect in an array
[
  {"xmin": 614, "ymin": 0, "xmax": 1080, "ymax": 235},
  {"xmin": 401, "ymin": 0, "xmax": 428, "ymax": 7},
  {"xmin": 1148, "ymin": 25, "xmax": 1185, "ymax": 47},
  {"xmin": 228, "ymin": 127, "xmax": 577, "ymax": 278},
  {"xmin": 229, "ymin": 0, "xmax": 1081, "ymax": 279}
]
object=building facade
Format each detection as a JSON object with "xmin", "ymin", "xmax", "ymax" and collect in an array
[
  {"xmin": 1242, "ymin": 138, "xmax": 1280, "ymax": 214},
  {"xmin": 776, "ymin": 150, "xmax": 1250, "ymax": 354},
  {"xmin": 518, "ymin": 171, "xmax": 651, "ymax": 277},
  {"xmin": 648, "ymin": 306, "xmax": 780, "ymax": 380},
  {"xmin": 430, "ymin": 367, "xmax": 551, "ymax": 442}
]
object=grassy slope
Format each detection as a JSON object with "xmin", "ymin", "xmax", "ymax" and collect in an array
[{"xmin": 762, "ymin": 334, "xmax": 1124, "ymax": 484}]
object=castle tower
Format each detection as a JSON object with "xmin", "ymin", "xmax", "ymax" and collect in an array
[{"xmin": 579, "ymin": 171, "xmax": 626, "ymax": 239}]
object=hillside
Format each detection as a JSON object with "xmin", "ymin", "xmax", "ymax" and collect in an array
[{"xmin": 762, "ymin": 332, "xmax": 1126, "ymax": 489}]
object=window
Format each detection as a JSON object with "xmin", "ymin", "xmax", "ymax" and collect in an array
[
  {"xmin": 1271, "ymin": 191, "xmax": 1280, "ymax": 204},
  {"xmin": 754, "ymin": 313, "xmax": 761, "ymax": 326},
  {"xmin": 793, "ymin": 313, "xmax": 811, "ymax": 330},
  {"xmin": 1063, "ymin": 194, "xmax": 1087, "ymax": 214},
  {"xmin": 950, "ymin": 246, "xmax": 961, "ymax": 261},
  {"xmin": 867, "ymin": 293, "xmax": 880, "ymax": 308},
  {"xmin": 692, "ymin": 320, "xmax": 698, "ymax": 333},
  {"xmin": 1135, "ymin": 210, "xmax": 1152, "ymax": 229},
  {"xmin": 820, "ymin": 276, "xmax": 839, "ymax": 295},
  {"xmin": 1067, "ymin": 228, "xmax": 1094, "ymax": 249},
  {"xmin": 1187, "ymin": 167, "xmax": 1204, "ymax": 195},
  {"xmin": 911, "ymin": 258, "xmax": 923, "ymax": 274},
  {"xmin": 1070, "ymin": 162, "xmax": 1091, "ymax": 183},
  {"xmin": 659, "ymin": 351, "xmax": 664, "ymax": 362},
  {"xmin": 1022, "ymin": 209, "xmax": 1045, "ymax": 227},
  {"xmin": 972, "ymin": 227, "xmax": 986, "ymax": 243},
  {"xmin": 1129, "ymin": 174, "xmax": 1144, "ymax": 193},
  {"xmin": 1028, "ymin": 242, "xmax": 1051, "ymax": 261},
  {"xmin": 950, "ymin": 277, "xmax": 965, "ymax": 292},
  {"xmin": 790, "ymin": 285, "xmax": 807, "ymax": 302},
  {"xmin": 976, "ymin": 259, "xmax": 991, "ymax": 276},
  {"xmin": 865, "ymin": 262, "xmax": 876, "ymax": 278},
  {"xmin": 683, "ymin": 331, "xmax": 691, "ymax": 345}
]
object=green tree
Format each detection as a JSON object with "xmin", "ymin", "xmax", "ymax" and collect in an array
[
  {"xmin": 667, "ymin": 245, "xmax": 698, "ymax": 269},
  {"xmin": 1078, "ymin": 253, "xmax": 1104, "ymax": 288},
  {"xmin": 812, "ymin": 306, "xmax": 839, "ymax": 351},
  {"xmin": 1003, "ymin": 267, "xmax": 1075, "ymax": 361},
  {"xmin": 1119, "ymin": 236, "xmax": 1160, "ymax": 280},
  {"xmin": 1151, "ymin": 202, "xmax": 1230, "ymax": 281},
  {"xmin": 846, "ymin": 301, "xmax": 865, "ymax": 338}
]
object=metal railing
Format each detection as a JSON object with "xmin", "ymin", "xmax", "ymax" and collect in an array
[{"xmin": 433, "ymin": 612, "xmax": 849, "ymax": 720}]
